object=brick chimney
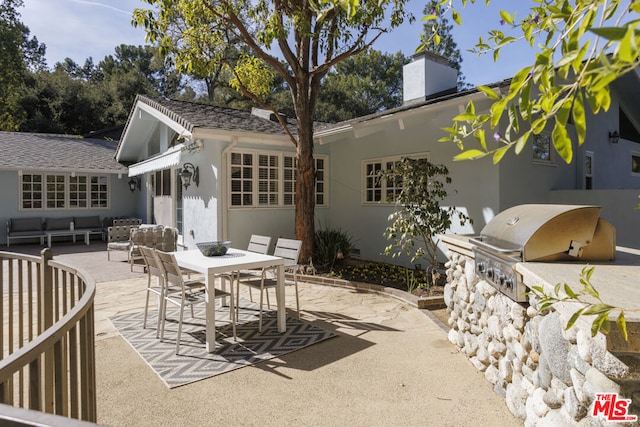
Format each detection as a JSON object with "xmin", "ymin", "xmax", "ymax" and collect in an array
[{"xmin": 402, "ymin": 51, "xmax": 458, "ymax": 104}]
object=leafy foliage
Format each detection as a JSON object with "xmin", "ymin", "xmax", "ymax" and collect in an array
[
  {"xmin": 427, "ymin": 0, "xmax": 640, "ymax": 165},
  {"xmin": 313, "ymin": 227, "xmax": 356, "ymax": 269},
  {"xmin": 132, "ymin": 0, "xmax": 413, "ymax": 262},
  {"xmin": 529, "ymin": 266, "xmax": 637, "ymax": 340},
  {"xmin": 0, "ymin": 0, "xmax": 45, "ymax": 130},
  {"xmin": 315, "ymin": 49, "xmax": 408, "ymax": 122},
  {"xmin": 377, "ymin": 158, "xmax": 471, "ymax": 284},
  {"xmin": 18, "ymin": 44, "xmax": 176, "ymax": 134},
  {"xmin": 330, "ymin": 261, "xmax": 434, "ymax": 292}
]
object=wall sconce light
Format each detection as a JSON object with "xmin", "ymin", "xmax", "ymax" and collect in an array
[
  {"xmin": 180, "ymin": 163, "xmax": 199, "ymax": 190},
  {"xmin": 609, "ymin": 130, "xmax": 620, "ymax": 144},
  {"xmin": 128, "ymin": 176, "xmax": 141, "ymax": 192}
]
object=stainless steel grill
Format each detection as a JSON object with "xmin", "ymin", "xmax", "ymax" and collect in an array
[{"xmin": 470, "ymin": 204, "xmax": 616, "ymax": 302}]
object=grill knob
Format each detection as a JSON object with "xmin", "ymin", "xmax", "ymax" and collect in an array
[
  {"xmin": 498, "ymin": 274, "xmax": 506, "ymax": 286},
  {"xmin": 477, "ymin": 262, "xmax": 486, "ymax": 273},
  {"xmin": 504, "ymin": 279, "xmax": 514, "ymax": 290},
  {"xmin": 486, "ymin": 268, "xmax": 494, "ymax": 280}
]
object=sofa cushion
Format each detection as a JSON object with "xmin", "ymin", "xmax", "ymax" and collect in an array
[
  {"xmin": 74, "ymin": 215, "xmax": 101, "ymax": 229},
  {"xmin": 10, "ymin": 217, "xmax": 43, "ymax": 232},
  {"xmin": 45, "ymin": 217, "xmax": 73, "ymax": 230}
]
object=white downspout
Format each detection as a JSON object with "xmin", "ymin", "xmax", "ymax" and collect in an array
[{"xmin": 221, "ymin": 137, "xmax": 238, "ymax": 240}]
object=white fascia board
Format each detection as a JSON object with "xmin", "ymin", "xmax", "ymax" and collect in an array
[
  {"xmin": 136, "ymin": 102, "xmax": 191, "ymax": 136},
  {"xmin": 116, "ymin": 101, "xmax": 191, "ymax": 161},
  {"xmin": 314, "ymin": 91, "xmax": 487, "ymax": 143},
  {"xmin": 6, "ymin": 166, "xmax": 127, "ymax": 174},
  {"xmin": 193, "ymin": 128, "xmax": 294, "ymax": 146}
]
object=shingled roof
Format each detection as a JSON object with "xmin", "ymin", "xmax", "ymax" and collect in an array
[
  {"xmin": 130, "ymin": 95, "xmax": 300, "ymax": 136},
  {"xmin": 0, "ymin": 131, "xmax": 128, "ymax": 172}
]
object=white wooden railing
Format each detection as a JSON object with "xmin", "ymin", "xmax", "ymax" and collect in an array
[{"xmin": 0, "ymin": 249, "xmax": 96, "ymax": 424}]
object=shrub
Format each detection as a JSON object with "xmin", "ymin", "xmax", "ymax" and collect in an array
[{"xmin": 314, "ymin": 227, "xmax": 356, "ymax": 269}]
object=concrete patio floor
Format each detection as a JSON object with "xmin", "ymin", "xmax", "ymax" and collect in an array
[{"xmin": 5, "ymin": 241, "xmax": 521, "ymax": 426}]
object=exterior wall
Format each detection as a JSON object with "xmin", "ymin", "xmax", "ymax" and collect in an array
[
  {"xmin": 0, "ymin": 170, "xmax": 139, "ymax": 245},
  {"xmin": 178, "ymin": 138, "xmax": 331, "ymax": 253},
  {"xmin": 326, "ymin": 100, "xmax": 498, "ymax": 267},
  {"xmin": 578, "ymin": 90, "xmax": 640, "ymax": 190},
  {"xmin": 548, "ymin": 189, "xmax": 640, "ymax": 249},
  {"xmin": 179, "ymin": 139, "xmax": 224, "ymax": 248}
]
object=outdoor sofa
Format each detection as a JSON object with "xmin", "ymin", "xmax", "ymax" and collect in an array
[{"xmin": 6, "ymin": 215, "xmax": 120, "ymax": 247}]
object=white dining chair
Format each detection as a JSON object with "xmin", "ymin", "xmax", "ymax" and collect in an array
[
  {"xmin": 237, "ymin": 238, "xmax": 302, "ymax": 331},
  {"xmin": 155, "ymin": 249, "xmax": 236, "ymax": 354},
  {"xmin": 235, "ymin": 234, "xmax": 272, "ymax": 305}
]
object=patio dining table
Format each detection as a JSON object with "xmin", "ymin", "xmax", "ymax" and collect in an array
[{"xmin": 172, "ymin": 248, "xmax": 286, "ymax": 352}]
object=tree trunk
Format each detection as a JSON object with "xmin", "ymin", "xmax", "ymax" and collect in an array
[{"xmin": 294, "ymin": 97, "xmax": 316, "ymax": 264}]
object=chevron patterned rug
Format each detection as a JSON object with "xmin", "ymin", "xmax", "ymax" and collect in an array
[{"xmin": 110, "ymin": 301, "xmax": 336, "ymax": 388}]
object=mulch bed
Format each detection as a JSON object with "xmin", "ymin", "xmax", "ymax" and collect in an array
[{"xmin": 318, "ymin": 259, "xmax": 445, "ymax": 297}]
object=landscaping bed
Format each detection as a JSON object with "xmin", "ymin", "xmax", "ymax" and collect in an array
[{"xmin": 322, "ymin": 259, "xmax": 445, "ymax": 297}]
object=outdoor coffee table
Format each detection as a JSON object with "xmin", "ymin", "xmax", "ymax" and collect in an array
[
  {"xmin": 46, "ymin": 229, "xmax": 95, "ymax": 247},
  {"xmin": 172, "ymin": 248, "xmax": 286, "ymax": 352},
  {"xmin": 45, "ymin": 230, "xmax": 89, "ymax": 248}
]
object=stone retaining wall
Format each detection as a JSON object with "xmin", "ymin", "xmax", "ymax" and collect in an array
[{"xmin": 444, "ymin": 250, "xmax": 639, "ymax": 426}]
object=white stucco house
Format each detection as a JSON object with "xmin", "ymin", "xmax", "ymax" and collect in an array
[{"xmin": 116, "ymin": 52, "xmax": 640, "ymax": 264}]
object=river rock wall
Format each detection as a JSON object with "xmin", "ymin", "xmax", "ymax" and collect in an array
[{"xmin": 443, "ymin": 250, "xmax": 639, "ymax": 426}]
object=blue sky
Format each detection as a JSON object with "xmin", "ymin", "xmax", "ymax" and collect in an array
[{"xmin": 20, "ymin": 0, "xmax": 535, "ymax": 87}]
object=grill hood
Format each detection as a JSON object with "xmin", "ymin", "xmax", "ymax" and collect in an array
[{"xmin": 477, "ymin": 204, "xmax": 616, "ymax": 262}]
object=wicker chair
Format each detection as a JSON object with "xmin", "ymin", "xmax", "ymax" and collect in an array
[
  {"xmin": 106, "ymin": 225, "xmax": 138, "ymax": 261},
  {"xmin": 129, "ymin": 225, "xmax": 178, "ymax": 272}
]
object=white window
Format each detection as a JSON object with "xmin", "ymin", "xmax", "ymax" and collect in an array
[
  {"xmin": 20, "ymin": 172, "xmax": 110, "ymax": 210},
  {"xmin": 585, "ymin": 151, "xmax": 594, "ymax": 189},
  {"xmin": 362, "ymin": 153, "xmax": 428, "ymax": 204},
  {"xmin": 230, "ymin": 152, "xmax": 254, "ymax": 207},
  {"xmin": 283, "ymin": 155, "xmax": 326, "ymax": 206},
  {"xmin": 90, "ymin": 175, "xmax": 109, "ymax": 208},
  {"xmin": 532, "ymin": 133, "xmax": 553, "ymax": 163},
  {"xmin": 229, "ymin": 150, "xmax": 327, "ymax": 208},
  {"xmin": 69, "ymin": 175, "xmax": 88, "ymax": 208},
  {"xmin": 258, "ymin": 154, "xmax": 279, "ymax": 206},
  {"xmin": 21, "ymin": 174, "xmax": 43, "ymax": 209}
]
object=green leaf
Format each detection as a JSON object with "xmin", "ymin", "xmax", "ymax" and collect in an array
[
  {"xmin": 556, "ymin": 97, "xmax": 573, "ymax": 126},
  {"xmin": 474, "ymin": 129, "xmax": 487, "ymax": 150},
  {"xmin": 519, "ymin": 81, "xmax": 532, "ymax": 120},
  {"xmin": 492, "ymin": 145, "xmax": 510, "ymax": 164},
  {"xmin": 564, "ymin": 283, "xmax": 578, "ymax": 299},
  {"xmin": 591, "ymin": 313, "xmax": 609, "ymax": 337},
  {"xmin": 477, "ymin": 85, "xmax": 501, "ymax": 101},
  {"xmin": 600, "ymin": 314, "xmax": 611, "ymax": 334},
  {"xmin": 589, "ymin": 26, "xmax": 627, "ymax": 41},
  {"xmin": 453, "ymin": 113, "xmax": 477, "ymax": 122},
  {"xmin": 499, "ymin": 10, "xmax": 513, "ymax": 25},
  {"xmin": 616, "ymin": 311, "xmax": 628, "ymax": 341},
  {"xmin": 582, "ymin": 303, "xmax": 613, "ymax": 316},
  {"xmin": 552, "ymin": 122, "xmax": 573, "ymax": 164},
  {"xmin": 452, "ymin": 9, "xmax": 461, "ymax": 25},
  {"xmin": 566, "ymin": 307, "xmax": 585, "ymax": 330},
  {"xmin": 531, "ymin": 118, "xmax": 547, "ymax": 134},
  {"xmin": 514, "ymin": 131, "xmax": 530, "ymax": 155},
  {"xmin": 421, "ymin": 14, "xmax": 438, "ymax": 21},
  {"xmin": 454, "ymin": 149, "xmax": 487, "ymax": 161},
  {"xmin": 490, "ymin": 99, "xmax": 508, "ymax": 128},
  {"xmin": 583, "ymin": 265, "xmax": 595, "ymax": 281},
  {"xmin": 572, "ymin": 91, "xmax": 587, "ymax": 145},
  {"xmin": 618, "ymin": 25, "xmax": 638, "ymax": 63},
  {"xmin": 509, "ymin": 66, "xmax": 533, "ymax": 99}
]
